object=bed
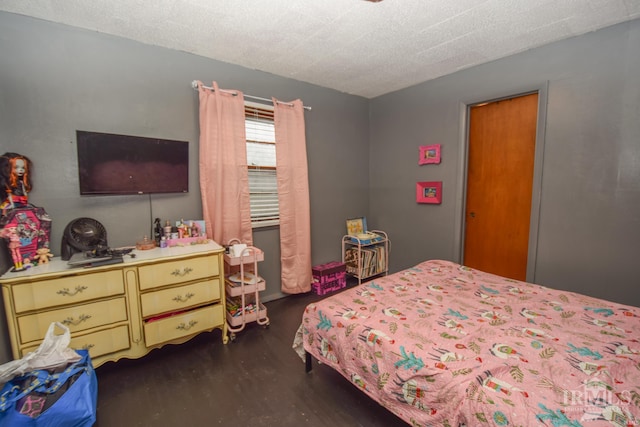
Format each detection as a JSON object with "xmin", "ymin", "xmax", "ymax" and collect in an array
[{"xmin": 293, "ymin": 259, "xmax": 640, "ymax": 426}]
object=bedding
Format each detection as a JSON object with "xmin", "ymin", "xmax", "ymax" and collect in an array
[{"xmin": 294, "ymin": 260, "xmax": 640, "ymax": 426}]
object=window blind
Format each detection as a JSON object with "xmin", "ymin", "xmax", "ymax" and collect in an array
[{"xmin": 245, "ymin": 104, "xmax": 279, "ymax": 227}]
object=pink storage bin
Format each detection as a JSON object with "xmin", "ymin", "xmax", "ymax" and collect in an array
[{"xmin": 312, "ymin": 261, "xmax": 347, "ymax": 295}]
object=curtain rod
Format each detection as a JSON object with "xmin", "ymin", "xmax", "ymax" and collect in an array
[{"xmin": 191, "ymin": 81, "xmax": 311, "ymax": 111}]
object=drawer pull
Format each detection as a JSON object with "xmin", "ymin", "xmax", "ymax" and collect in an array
[
  {"xmin": 57, "ymin": 285, "xmax": 88, "ymax": 297},
  {"xmin": 61, "ymin": 314, "xmax": 92, "ymax": 326},
  {"xmin": 82, "ymin": 343, "xmax": 95, "ymax": 351},
  {"xmin": 173, "ymin": 292, "xmax": 195, "ymax": 303},
  {"xmin": 176, "ymin": 320, "xmax": 198, "ymax": 331},
  {"xmin": 171, "ymin": 267, "xmax": 193, "ymax": 277}
]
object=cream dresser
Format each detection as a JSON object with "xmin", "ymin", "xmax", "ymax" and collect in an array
[{"xmin": 0, "ymin": 241, "xmax": 227, "ymax": 368}]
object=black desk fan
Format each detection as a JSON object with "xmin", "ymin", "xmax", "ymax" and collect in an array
[{"xmin": 60, "ymin": 217, "xmax": 109, "ymax": 261}]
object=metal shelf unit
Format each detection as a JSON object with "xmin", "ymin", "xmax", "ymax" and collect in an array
[{"xmin": 341, "ymin": 230, "xmax": 389, "ymax": 285}]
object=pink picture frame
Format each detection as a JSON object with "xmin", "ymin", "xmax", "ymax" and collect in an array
[
  {"xmin": 419, "ymin": 144, "xmax": 441, "ymax": 165},
  {"xmin": 416, "ymin": 181, "xmax": 442, "ymax": 204}
]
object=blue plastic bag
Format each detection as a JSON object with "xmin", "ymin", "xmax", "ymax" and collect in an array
[{"xmin": 0, "ymin": 349, "xmax": 97, "ymax": 427}]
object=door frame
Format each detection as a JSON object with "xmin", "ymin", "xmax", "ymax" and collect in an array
[{"xmin": 452, "ymin": 82, "xmax": 549, "ymax": 283}]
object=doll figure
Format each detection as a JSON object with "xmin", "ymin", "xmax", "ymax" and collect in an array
[
  {"xmin": 34, "ymin": 247, "xmax": 53, "ymax": 264},
  {"xmin": 0, "ymin": 226, "xmax": 25, "ymax": 271},
  {"xmin": 1, "ymin": 152, "xmax": 33, "ymax": 214}
]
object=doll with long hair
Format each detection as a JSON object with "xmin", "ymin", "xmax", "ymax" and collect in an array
[
  {"xmin": 0, "ymin": 226, "xmax": 24, "ymax": 271},
  {"xmin": 0, "ymin": 152, "xmax": 32, "ymax": 213}
]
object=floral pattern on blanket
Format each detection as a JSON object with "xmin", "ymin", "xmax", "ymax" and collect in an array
[{"xmin": 299, "ymin": 260, "xmax": 640, "ymax": 427}]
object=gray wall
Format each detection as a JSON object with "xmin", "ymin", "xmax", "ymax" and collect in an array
[
  {"xmin": 369, "ymin": 19, "xmax": 640, "ymax": 307},
  {"xmin": 0, "ymin": 12, "xmax": 369, "ymax": 362},
  {"xmin": 1, "ymin": 12, "xmax": 639, "ymax": 363}
]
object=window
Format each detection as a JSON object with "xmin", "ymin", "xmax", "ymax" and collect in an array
[{"xmin": 245, "ymin": 102, "xmax": 279, "ymax": 228}]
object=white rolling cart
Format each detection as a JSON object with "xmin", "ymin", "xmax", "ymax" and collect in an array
[{"xmin": 224, "ymin": 239, "xmax": 269, "ymax": 341}]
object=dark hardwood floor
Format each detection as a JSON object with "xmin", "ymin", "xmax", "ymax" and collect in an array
[{"xmin": 94, "ymin": 291, "xmax": 407, "ymax": 426}]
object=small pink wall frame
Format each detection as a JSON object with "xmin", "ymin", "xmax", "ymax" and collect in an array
[
  {"xmin": 416, "ymin": 181, "xmax": 442, "ymax": 204},
  {"xmin": 418, "ymin": 144, "xmax": 441, "ymax": 165}
]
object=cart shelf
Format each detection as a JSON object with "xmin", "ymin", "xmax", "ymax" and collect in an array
[{"xmin": 223, "ymin": 241, "xmax": 269, "ymax": 341}]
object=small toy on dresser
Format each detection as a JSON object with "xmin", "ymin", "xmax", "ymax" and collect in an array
[
  {"xmin": 34, "ymin": 248, "xmax": 53, "ymax": 264},
  {"xmin": 0, "ymin": 226, "xmax": 26, "ymax": 271}
]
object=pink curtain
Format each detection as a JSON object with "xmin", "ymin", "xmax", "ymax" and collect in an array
[
  {"xmin": 197, "ymin": 81, "xmax": 253, "ymax": 246},
  {"xmin": 273, "ymin": 98, "xmax": 312, "ymax": 293}
]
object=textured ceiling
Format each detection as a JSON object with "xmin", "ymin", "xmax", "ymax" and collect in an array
[{"xmin": 1, "ymin": 0, "xmax": 639, "ymax": 98}]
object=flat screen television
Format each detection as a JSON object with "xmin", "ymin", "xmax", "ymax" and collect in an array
[{"xmin": 76, "ymin": 130, "xmax": 189, "ymax": 195}]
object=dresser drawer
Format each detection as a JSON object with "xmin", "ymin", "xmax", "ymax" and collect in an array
[
  {"xmin": 70, "ymin": 325, "xmax": 131, "ymax": 360},
  {"xmin": 143, "ymin": 304, "xmax": 223, "ymax": 347},
  {"xmin": 140, "ymin": 279, "xmax": 221, "ymax": 319},
  {"xmin": 138, "ymin": 255, "xmax": 219, "ymax": 290},
  {"xmin": 22, "ymin": 325, "xmax": 131, "ymax": 361},
  {"xmin": 17, "ymin": 297, "xmax": 128, "ymax": 344},
  {"xmin": 12, "ymin": 270, "xmax": 125, "ymax": 314}
]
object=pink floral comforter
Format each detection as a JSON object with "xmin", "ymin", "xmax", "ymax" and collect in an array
[{"xmin": 299, "ymin": 260, "xmax": 640, "ymax": 426}]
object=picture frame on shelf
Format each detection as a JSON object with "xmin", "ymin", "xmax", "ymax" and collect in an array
[
  {"xmin": 418, "ymin": 144, "xmax": 441, "ymax": 165},
  {"xmin": 416, "ymin": 181, "xmax": 442, "ymax": 204}
]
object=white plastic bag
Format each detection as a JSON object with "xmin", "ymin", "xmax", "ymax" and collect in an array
[{"xmin": 0, "ymin": 322, "xmax": 81, "ymax": 385}]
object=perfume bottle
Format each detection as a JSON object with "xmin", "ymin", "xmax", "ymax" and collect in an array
[{"xmin": 153, "ymin": 218, "xmax": 162, "ymax": 245}]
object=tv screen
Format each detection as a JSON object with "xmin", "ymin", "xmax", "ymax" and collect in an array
[{"xmin": 76, "ymin": 130, "xmax": 189, "ymax": 195}]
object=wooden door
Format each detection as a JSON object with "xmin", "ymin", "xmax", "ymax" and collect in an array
[{"xmin": 463, "ymin": 93, "xmax": 538, "ymax": 280}]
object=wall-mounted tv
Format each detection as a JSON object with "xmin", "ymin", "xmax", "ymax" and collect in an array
[{"xmin": 76, "ymin": 130, "xmax": 189, "ymax": 195}]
